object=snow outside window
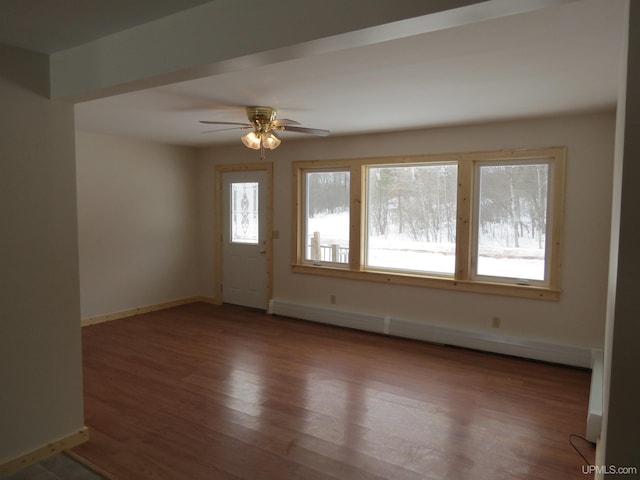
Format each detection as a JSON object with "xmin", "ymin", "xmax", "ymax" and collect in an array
[
  {"xmin": 365, "ymin": 163, "xmax": 458, "ymax": 275},
  {"xmin": 293, "ymin": 147, "xmax": 564, "ymax": 300},
  {"xmin": 474, "ymin": 161, "xmax": 552, "ymax": 284},
  {"xmin": 304, "ymin": 170, "xmax": 350, "ymax": 264}
]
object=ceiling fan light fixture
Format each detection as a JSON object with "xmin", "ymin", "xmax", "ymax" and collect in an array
[
  {"xmin": 202, "ymin": 106, "xmax": 328, "ymax": 158},
  {"xmin": 262, "ymin": 132, "xmax": 281, "ymax": 150},
  {"xmin": 241, "ymin": 131, "xmax": 261, "ymax": 149}
]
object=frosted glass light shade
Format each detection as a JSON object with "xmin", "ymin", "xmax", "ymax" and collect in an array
[
  {"xmin": 262, "ymin": 133, "xmax": 281, "ymax": 150},
  {"xmin": 241, "ymin": 131, "xmax": 261, "ymax": 149}
]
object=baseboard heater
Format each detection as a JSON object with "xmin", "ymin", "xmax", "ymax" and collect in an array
[
  {"xmin": 269, "ymin": 299, "xmax": 592, "ymax": 368},
  {"xmin": 586, "ymin": 348, "xmax": 604, "ymax": 442}
]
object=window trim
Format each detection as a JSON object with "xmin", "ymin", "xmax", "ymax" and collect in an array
[{"xmin": 292, "ymin": 147, "xmax": 566, "ymax": 300}]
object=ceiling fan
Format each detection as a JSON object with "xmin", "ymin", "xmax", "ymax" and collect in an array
[{"xmin": 200, "ymin": 106, "xmax": 329, "ymax": 159}]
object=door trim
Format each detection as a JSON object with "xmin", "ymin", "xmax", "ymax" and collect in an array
[{"xmin": 214, "ymin": 162, "xmax": 273, "ymax": 308}]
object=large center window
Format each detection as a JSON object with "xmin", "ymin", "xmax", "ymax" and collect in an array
[
  {"xmin": 293, "ymin": 147, "xmax": 565, "ymax": 300},
  {"xmin": 366, "ymin": 163, "xmax": 458, "ymax": 275}
]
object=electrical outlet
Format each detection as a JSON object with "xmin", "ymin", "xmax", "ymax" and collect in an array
[
  {"xmin": 492, "ymin": 316, "xmax": 501, "ymax": 328},
  {"xmin": 330, "ymin": 295, "xmax": 336, "ymax": 304}
]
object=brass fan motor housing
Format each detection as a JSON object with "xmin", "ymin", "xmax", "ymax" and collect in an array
[{"xmin": 246, "ymin": 106, "xmax": 277, "ymax": 126}]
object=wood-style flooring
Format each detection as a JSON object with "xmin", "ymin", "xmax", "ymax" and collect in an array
[{"xmin": 72, "ymin": 302, "xmax": 594, "ymax": 479}]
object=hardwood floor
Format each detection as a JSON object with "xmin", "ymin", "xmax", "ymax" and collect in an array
[{"xmin": 73, "ymin": 302, "xmax": 594, "ymax": 479}]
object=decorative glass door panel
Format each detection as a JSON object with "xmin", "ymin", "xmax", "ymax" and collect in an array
[{"xmin": 231, "ymin": 182, "xmax": 259, "ymax": 244}]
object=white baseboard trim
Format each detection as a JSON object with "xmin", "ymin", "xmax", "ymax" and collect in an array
[
  {"xmin": 0, "ymin": 427, "xmax": 89, "ymax": 477},
  {"xmin": 81, "ymin": 296, "xmax": 219, "ymax": 326},
  {"xmin": 270, "ymin": 299, "xmax": 592, "ymax": 368}
]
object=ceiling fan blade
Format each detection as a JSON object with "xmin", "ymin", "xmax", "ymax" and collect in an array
[
  {"xmin": 199, "ymin": 120, "xmax": 251, "ymax": 126},
  {"xmin": 283, "ymin": 125, "xmax": 330, "ymax": 136},
  {"xmin": 272, "ymin": 118, "xmax": 301, "ymax": 127},
  {"xmin": 202, "ymin": 126, "xmax": 250, "ymax": 133}
]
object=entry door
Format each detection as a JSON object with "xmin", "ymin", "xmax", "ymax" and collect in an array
[{"xmin": 222, "ymin": 170, "xmax": 268, "ymax": 309}]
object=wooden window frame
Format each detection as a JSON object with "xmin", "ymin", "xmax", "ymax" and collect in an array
[{"xmin": 292, "ymin": 147, "xmax": 566, "ymax": 300}]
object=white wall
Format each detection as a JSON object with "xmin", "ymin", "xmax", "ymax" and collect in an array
[
  {"xmin": 0, "ymin": 43, "xmax": 84, "ymax": 463},
  {"xmin": 602, "ymin": 0, "xmax": 640, "ymax": 470},
  {"xmin": 76, "ymin": 132, "xmax": 201, "ymax": 319},
  {"xmin": 198, "ymin": 111, "xmax": 615, "ymax": 349}
]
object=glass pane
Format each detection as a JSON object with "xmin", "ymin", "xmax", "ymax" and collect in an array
[
  {"xmin": 366, "ymin": 163, "xmax": 457, "ymax": 275},
  {"xmin": 476, "ymin": 163, "xmax": 549, "ymax": 281},
  {"xmin": 305, "ymin": 171, "xmax": 350, "ymax": 264},
  {"xmin": 231, "ymin": 182, "xmax": 259, "ymax": 244}
]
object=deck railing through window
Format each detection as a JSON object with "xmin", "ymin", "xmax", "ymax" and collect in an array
[{"xmin": 308, "ymin": 232, "xmax": 349, "ymax": 263}]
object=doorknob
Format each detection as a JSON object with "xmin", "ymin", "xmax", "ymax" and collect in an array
[{"xmin": 259, "ymin": 249, "xmax": 266, "ymax": 254}]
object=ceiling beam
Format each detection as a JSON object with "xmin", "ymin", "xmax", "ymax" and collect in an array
[{"xmin": 50, "ymin": 0, "xmax": 577, "ymax": 102}]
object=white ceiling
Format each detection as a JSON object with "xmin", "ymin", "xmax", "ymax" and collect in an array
[{"xmin": 0, "ymin": 0, "xmax": 627, "ymax": 147}]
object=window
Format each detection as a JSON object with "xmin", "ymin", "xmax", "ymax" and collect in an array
[
  {"xmin": 231, "ymin": 182, "xmax": 259, "ymax": 244},
  {"xmin": 293, "ymin": 147, "xmax": 565, "ymax": 300},
  {"xmin": 366, "ymin": 163, "xmax": 458, "ymax": 275},
  {"xmin": 303, "ymin": 170, "xmax": 350, "ymax": 264},
  {"xmin": 474, "ymin": 162, "xmax": 551, "ymax": 284}
]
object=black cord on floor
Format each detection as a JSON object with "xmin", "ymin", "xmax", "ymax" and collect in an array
[{"xmin": 569, "ymin": 433, "xmax": 596, "ymax": 466}]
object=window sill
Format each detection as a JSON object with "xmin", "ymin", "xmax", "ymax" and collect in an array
[{"xmin": 291, "ymin": 264, "xmax": 560, "ymax": 301}]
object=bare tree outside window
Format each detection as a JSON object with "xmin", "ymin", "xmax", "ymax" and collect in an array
[
  {"xmin": 294, "ymin": 147, "xmax": 564, "ymax": 299},
  {"xmin": 476, "ymin": 162, "xmax": 550, "ymax": 281},
  {"xmin": 366, "ymin": 163, "xmax": 458, "ymax": 274}
]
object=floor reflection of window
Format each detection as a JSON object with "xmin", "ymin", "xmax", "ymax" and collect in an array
[
  {"xmin": 231, "ymin": 182, "xmax": 259, "ymax": 244},
  {"xmin": 227, "ymin": 367, "xmax": 264, "ymax": 417}
]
